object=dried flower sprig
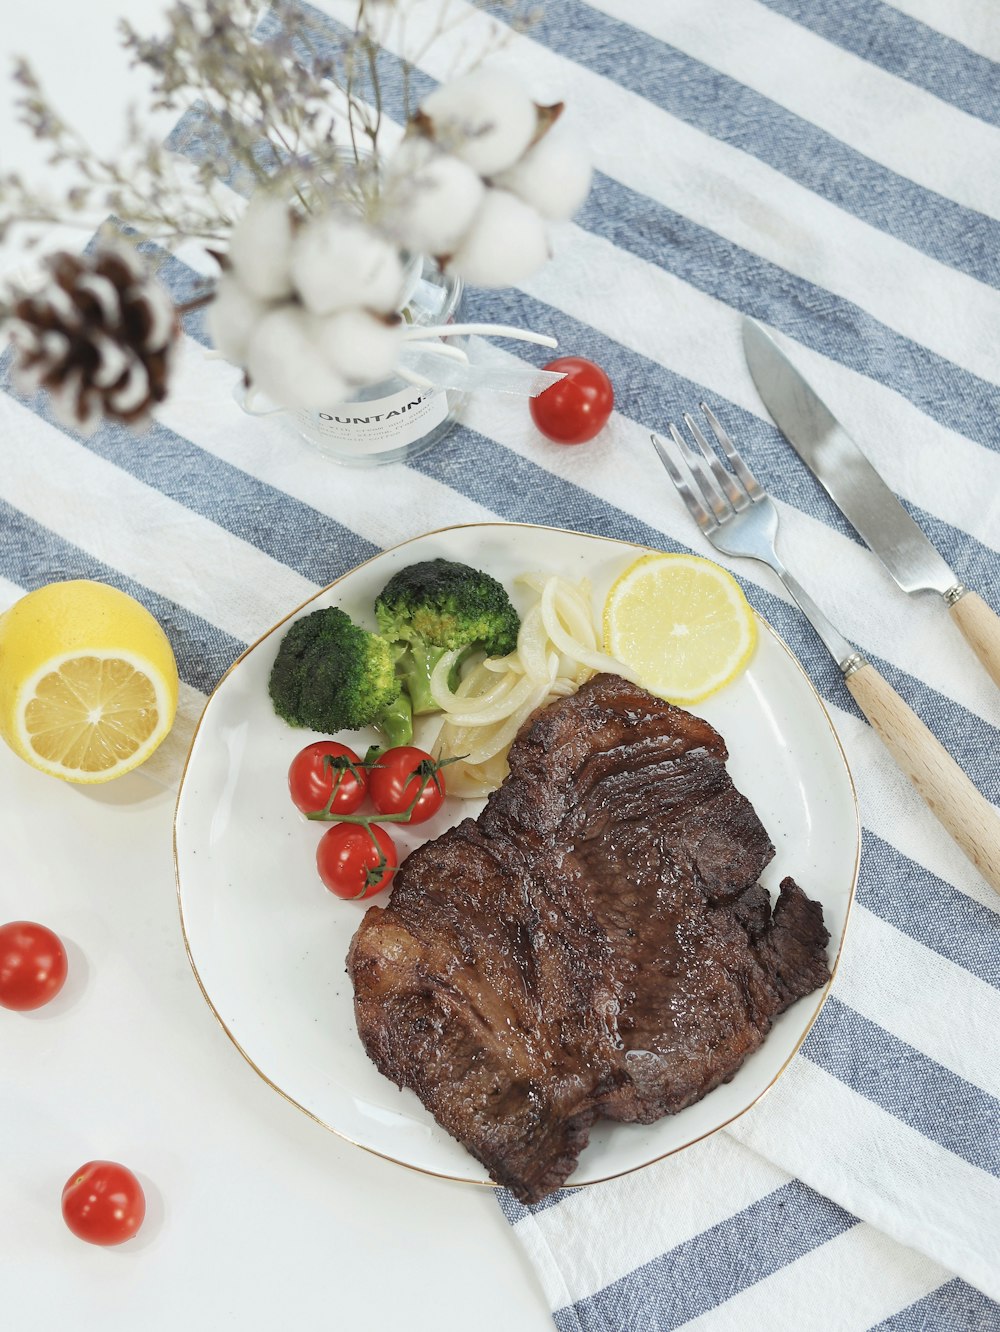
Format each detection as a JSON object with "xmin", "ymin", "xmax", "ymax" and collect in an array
[
  {"xmin": 0, "ymin": 0, "xmax": 541, "ymax": 259},
  {"xmin": 1, "ymin": 62, "xmax": 240, "ymax": 252},
  {"xmin": 1, "ymin": 0, "xmax": 588, "ymax": 430}
]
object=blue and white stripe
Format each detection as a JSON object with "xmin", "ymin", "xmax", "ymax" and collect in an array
[{"xmin": 2, "ymin": 0, "xmax": 999, "ymax": 1323}]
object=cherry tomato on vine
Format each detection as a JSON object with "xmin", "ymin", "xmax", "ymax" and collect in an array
[
  {"xmin": 368, "ymin": 746, "xmax": 447, "ymax": 824},
  {"xmin": 530, "ymin": 356, "xmax": 614, "ymax": 445},
  {"xmin": 0, "ymin": 921, "xmax": 68, "ymax": 1011},
  {"xmin": 61, "ymin": 1161, "xmax": 146, "ymax": 1246},
  {"xmin": 288, "ymin": 741, "xmax": 368, "ymax": 817},
  {"xmin": 317, "ymin": 822, "xmax": 398, "ymax": 900}
]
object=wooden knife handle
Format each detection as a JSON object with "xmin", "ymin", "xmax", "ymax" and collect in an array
[
  {"xmin": 950, "ymin": 590, "xmax": 1000, "ymax": 690},
  {"xmin": 845, "ymin": 662, "xmax": 1000, "ymax": 895}
]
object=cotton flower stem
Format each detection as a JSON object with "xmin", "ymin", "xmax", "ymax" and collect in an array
[{"xmin": 401, "ymin": 323, "xmax": 558, "ymax": 348}]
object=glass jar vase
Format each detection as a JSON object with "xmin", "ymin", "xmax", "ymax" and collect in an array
[{"xmin": 291, "ymin": 255, "xmax": 466, "ymax": 467}]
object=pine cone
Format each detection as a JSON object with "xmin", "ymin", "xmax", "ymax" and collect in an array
[{"xmin": 9, "ymin": 247, "xmax": 179, "ymax": 434}]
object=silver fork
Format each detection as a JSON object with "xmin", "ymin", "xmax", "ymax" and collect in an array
[{"xmin": 653, "ymin": 405, "xmax": 1000, "ymax": 895}]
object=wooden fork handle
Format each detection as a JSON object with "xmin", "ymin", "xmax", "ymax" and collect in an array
[
  {"xmin": 950, "ymin": 590, "xmax": 1000, "ymax": 690},
  {"xmin": 845, "ymin": 662, "xmax": 1000, "ymax": 894}
]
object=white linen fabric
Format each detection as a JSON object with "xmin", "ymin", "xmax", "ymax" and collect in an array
[{"xmin": 1, "ymin": 0, "xmax": 998, "ymax": 1327}]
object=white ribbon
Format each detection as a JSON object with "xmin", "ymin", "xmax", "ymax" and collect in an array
[{"xmin": 396, "ymin": 323, "xmax": 565, "ymax": 397}]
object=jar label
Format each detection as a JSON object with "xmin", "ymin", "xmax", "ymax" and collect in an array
[{"xmin": 298, "ymin": 385, "xmax": 450, "ymax": 455}]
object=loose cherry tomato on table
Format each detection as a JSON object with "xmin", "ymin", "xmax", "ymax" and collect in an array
[
  {"xmin": 368, "ymin": 746, "xmax": 447, "ymax": 824},
  {"xmin": 317, "ymin": 822, "xmax": 398, "ymax": 900},
  {"xmin": 288, "ymin": 741, "xmax": 368, "ymax": 816},
  {"xmin": 0, "ymin": 921, "xmax": 68, "ymax": 1011},
  {"xmin": 530, "ymin": 356, "xmax": 614, "ymax": 444},
  {"xmin": 61, "ymin": 1160, "xmax": 146, "ymax": 1246}
]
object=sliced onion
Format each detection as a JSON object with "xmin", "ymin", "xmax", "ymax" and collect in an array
[
  {"xmin": 465, "ymin": 682, "xmax": 552, "ymax": 763},
  {"xmin": 483, "ymin": 654, "xmax": 522, "ymax": 674},
  {"xmin": 444, "ymin": 746, "xmax": 513, "ymax": 798},
  {"xmin": 552, "ymin": 580, "xmax": 598, "ymax": 648},
  {"xmin": 516, "ymin": 603, "xmax": 550, "ymax": 683},
  {"xmin": 432, "ymin": 572, "xmax": 635, "ymax": 796},
  {"xmin": 438, "ymin": 672, "xmax": 540, "ymax": 727},
  {"xmin": 455, "ymin": 660, "xmax": 500, "ymax": 696},
  {"xmin": 514, "ymin": 571, "xmax": 549, "ymax": 595},
  {"xmin": 430, "ymin": 651, "xmax": 521, "ymax": 714},
  {"xmin": 438, "ymin": 679, "xmax": 550, "ymax": 765},
  {"xmin": 441, "ymin": 760, "xmax": 499, "ymax": 799},
  {"xmin": 540, "ymin": 578, "xmax": 638, "ymax": 681}
]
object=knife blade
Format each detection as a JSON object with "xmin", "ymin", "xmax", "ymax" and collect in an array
[{"xmin": 742, "ymin": 318, "xmax": 1000, "ymax": 688}]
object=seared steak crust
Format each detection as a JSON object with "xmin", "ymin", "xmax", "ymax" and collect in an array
[{"xmin": 348, "ymin": 674, "xmax": 831, "ymax": 1203}]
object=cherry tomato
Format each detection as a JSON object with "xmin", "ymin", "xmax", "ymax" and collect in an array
[
  {"xmin": 61, "ymin": 1161, "xmax": 146, "ymax": 1246},
  {"xmin": 529, "ymin": 356, "xmax": 614, "ymax": 444},
  {"xmin": 368, "ymin": 746, "xmax": 447, "ymax": 824},
  {"xmin": 288, "ymin": 741, "xmax": 367, "ymax": 817},
  {"xmin": 0, "ymin": 921, "xmax": 68, "ymax": 1011},
  {"xmin": 317, "ymin": 822, "xmax": 398, "ymax": 900}
]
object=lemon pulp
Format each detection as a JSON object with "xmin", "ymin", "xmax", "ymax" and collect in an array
[
  {"xmin": 603, "ymin": 553, "xmax": 756, "ymax": 704},
  {"xmin": 23, "ymin": 653, "xmax": 163, "ymax": 773}
]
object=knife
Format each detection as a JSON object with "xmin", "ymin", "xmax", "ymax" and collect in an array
[{"xmin": 742, "ymin": 319, "xmax": 1000, "ymax": 689}]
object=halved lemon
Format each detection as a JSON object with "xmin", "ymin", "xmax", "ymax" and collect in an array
[
  {"xmin": 603, "ymin": 553, "xmax": 756, "ymax": 704},
  {"xmin": 0, "ymin": 580, "xmax": 178, "ymax": 783}
]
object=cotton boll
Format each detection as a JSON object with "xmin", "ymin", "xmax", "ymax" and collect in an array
[
  {"xmin": 419, "ymin": 70, "xmax": 538, "ymax": 177},
  {"xmin": 206, "ymin": 274, "xmax": 272, "ymax": 366},
  {"xmin": 445, "ymin": 188, "xmax": 549, "ymax": 288},
  {"xmin": 310, "ymin": 309, "xmax": 404, "ymax": 384},
  {"xmin": 227, "ymin": 195, "xmax": 295, "ymax": 301},
  {"xmin": 495, "ymin": 126, "xmax": 592, "ymax": 222},
  {"xmin": 290, "ymin": 214, "xmax": 405, "ymax": 316},
  {"xmin": 246, "ymin": 305, "xmax": 348, "ymax": 412},
  {"xmin": 385, "ymin": 139, "xmax": 485, "ymax": 257}
]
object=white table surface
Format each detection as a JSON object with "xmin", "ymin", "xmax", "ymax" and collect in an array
[{"xmin": 0, "ymin": 5, "xmax": 551, "ymax": 1327}]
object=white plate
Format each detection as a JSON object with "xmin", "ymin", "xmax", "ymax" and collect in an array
[{"xmin": 174, "ymin": 523, "xmax": 859, "ymax": 1190}]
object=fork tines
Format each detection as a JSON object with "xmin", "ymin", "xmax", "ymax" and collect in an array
[{"xmin": 652, "ymin": 404, "xmax": 764, "ymax": 533}]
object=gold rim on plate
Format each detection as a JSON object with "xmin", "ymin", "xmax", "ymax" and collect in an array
[{"xmin": 172, "ymin": 521, "xmax": 861, "ymax": 1192}]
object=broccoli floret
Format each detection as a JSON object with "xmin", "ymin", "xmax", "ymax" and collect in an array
[
  {"xmin": 268, "ymin": 606, "xmax": 408, "ymax": 742},
  {"xmin": 374, "ymin": 558, "xmax": 520, "ymax": 714}
]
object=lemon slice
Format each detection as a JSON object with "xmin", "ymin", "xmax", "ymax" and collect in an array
[
  {"xmin": 0, "ymin": 580, "xmax": 178, "ymax": 783},
  {"xmin": 603, "ymin": 553, "xmax": 756, "ymax": 704}
]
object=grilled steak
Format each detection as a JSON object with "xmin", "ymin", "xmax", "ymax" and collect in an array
[{"xmin": 348, "ymin": 674, "xmax": 831, "ymax": 1203}]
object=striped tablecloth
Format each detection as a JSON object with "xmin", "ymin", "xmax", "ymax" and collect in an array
[{"xmin": 3, "ymin": 2, "xmax": 999, "ymax": 1327}]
